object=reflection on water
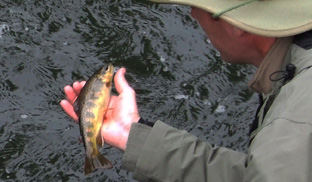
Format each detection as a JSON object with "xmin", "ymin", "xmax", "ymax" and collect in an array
[{"xmin": 0, "ymin": 0, "xmax": 257, "ymax": 181}]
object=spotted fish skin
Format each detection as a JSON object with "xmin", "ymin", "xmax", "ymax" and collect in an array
[{"xmin": 74, "ymin": 64, "xmax": 114, "ymax": 175}]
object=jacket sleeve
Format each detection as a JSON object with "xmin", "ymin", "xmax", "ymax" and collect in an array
[{"xmin": 121, "ymin": 120, "xmax": 246, "ymax": 182}]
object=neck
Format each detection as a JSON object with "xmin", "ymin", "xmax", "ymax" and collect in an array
[{"xmin": 251, "ymin": 36, "xmax": 277, "ymax": 67}]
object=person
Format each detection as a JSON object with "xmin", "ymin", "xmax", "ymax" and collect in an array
[{"xmin": 60, "ymin": 0, "xmax": 312, "ymax": 181}]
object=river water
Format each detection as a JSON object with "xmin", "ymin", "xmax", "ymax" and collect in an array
[{"xmin": 0, "ymin": 0, "xmax": 257, "ymax": 181}]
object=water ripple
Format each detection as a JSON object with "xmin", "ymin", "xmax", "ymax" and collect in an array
[{"xmin": 0, "ymin": 0, "xmax": 257, "ymax": 181}]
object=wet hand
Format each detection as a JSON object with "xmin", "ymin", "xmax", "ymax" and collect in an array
[
  {"xmin": 60, "ymin": 68, "xmax": 140, "ymax": 151},
  {"xmin": 60, "ymin": 81, "xmax": 86, "ymax": 122}
]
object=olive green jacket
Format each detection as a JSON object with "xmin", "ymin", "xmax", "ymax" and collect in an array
[{"xmin": 121, "ymin": 37, "xmax": 312, "ymax": 182}]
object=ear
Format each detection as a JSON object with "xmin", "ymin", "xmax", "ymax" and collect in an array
[{"xmin": 233, "ymin": 27, "xmax": 245, "ymax": 36}]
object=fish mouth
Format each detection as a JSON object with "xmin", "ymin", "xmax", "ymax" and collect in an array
[
  {"xmin": 106, "ymin": 63, "xmax": 114, "ymax": 75},
  {"xmin": 99, "ymin": 63, "xmax": 114, "ymax": 82}
]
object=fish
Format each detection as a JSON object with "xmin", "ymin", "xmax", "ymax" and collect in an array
[{"xmin": 74, "ymin": 64, "xmax": 114, "ymax": 175}]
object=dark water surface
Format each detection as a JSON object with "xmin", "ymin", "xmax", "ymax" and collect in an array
[{"xmin": 0, "ymin": 0, "xmax": 257, "ymax": 181}]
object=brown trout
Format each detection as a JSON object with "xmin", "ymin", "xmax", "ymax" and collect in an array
[{"xmin": 74, "ymin": 64, "xmax": 114, "ymax": 175}]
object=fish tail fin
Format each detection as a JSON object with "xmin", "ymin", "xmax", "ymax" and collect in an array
[{"xmin": 84, "ymin": 153, "xmax": 113, "ymax": 175}]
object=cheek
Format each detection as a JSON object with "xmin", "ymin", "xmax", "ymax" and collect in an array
[
  {"xmin": 191, "ymin": 7, "xmax": 208, "ymax": 24},
  {"xmin": 190, "ymin": 8, "xmax": 232, "ymax": 58},
  {"xmin": 190, "ymin": 7, "xmax": 198, "ymax": 19},
  {"xmin": 191, "ymin": 8, "xmax": 218, "ymax": 36}
]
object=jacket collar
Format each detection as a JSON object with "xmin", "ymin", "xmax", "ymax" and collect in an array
[
  {"xmin": 248, "ymin": 37, "xmax": 293, "ymax": 94},
  {"xmin": 290, "ymin": 44, "xmax": 312, "ymax": 74}
]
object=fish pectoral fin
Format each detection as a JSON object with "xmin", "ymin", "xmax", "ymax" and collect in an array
[
  {"xmin": 103, "ymin": 108, "xmax": 113, "ymax": 113},
  {"xmin": 96, "ymin": 132, "xmax": 104, "ymax": 147},
  {"xmin": 103, "ymin": 108, "xmax": 113, "ymax": 120}
]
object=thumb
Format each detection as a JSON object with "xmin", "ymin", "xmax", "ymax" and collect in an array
[{"xmin": 114, "ymin": 68, "xmax": 131, "ymax": 94}]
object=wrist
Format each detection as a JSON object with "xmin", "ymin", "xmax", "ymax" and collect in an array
[
  {"xmin": 119, "ymin": 118, "xmax": 153, "ymax": 151},
  {"xmin": 119, "ymin": 130, "xmax": 130, "ymax": 151},
  {"xmin": 118, "ymin": 117, "xmax": 140, "ymax": 151}
]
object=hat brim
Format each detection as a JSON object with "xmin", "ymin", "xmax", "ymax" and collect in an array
[{"xmin": 149, "ymin": 0, "xmax": 312, "ymax": 37}]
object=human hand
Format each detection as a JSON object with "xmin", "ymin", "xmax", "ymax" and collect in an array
[{"xmin": 60, "ymin": 68, "xmax": 140, "ymax": 151}]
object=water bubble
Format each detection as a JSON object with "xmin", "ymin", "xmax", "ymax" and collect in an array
[
  {"xmin": 174, "ymin": 94, "xmax": 189, "ymax": 100},
  {"xmin": 65, "ymin": 125, "xmax": 73, "ymax": 131},
  {"xmin": 215, "ymin": 105, "xmax": 226, "ymax": 113},
  {"xmin": 195, "ymin": 91, "xmax": 200, "ymax": 97},
  {"xmin": 20, "ymin": 114, "xmax": 28, "ymax": 119},
  {"xmin": 0, "ymin": 24, "xmax": 10, "ymax": 39},
  {"xmin": 160, "ymin": 56, "xmax": 166, "ymax": 63},
  {"xmin": 205, "ymin": 38, "xmax": 211, "ymax": 44},
  {"xmin": 215, "ymin": 51, "xmax": 221, "ymax": 57},
  {"xmin": 203, "ymin": 99, "xmax": 211, "ymax": 106}
]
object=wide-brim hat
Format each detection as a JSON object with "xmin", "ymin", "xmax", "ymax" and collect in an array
[{"xmin": 148, "ymin": 0, "xmax": 312, "ymax": 37}]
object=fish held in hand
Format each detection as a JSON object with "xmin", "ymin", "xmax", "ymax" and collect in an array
[{"xmin": 74, "ymin": 64, "xmax": 114, "ymax": 175}]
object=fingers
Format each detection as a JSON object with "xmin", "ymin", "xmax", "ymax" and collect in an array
[
  {"xmin": 114, "ymin": 68, "xmax": 133, "ymax": 94},
  {"xmin": 64, "ymin": 85, "xmax": 77, "ymax": 105},
  {"xmin": 64, "ymin": 81, "xmax": 86, "ymax": 104},
  {"xmin": 62, "ymin": 81, "xmax": 85, "ymax": 121},
  {"xmin": 60, "ymin": 100, "xmax": 79, "ymax": 122},
  {"xmin": 73, "ymin": 81, "xmax": 86, "ymax": 95}
]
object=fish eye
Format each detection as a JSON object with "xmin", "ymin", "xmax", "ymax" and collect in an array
[{"xmin": 102, "ymin": 65, "xmax": 108, "ymax": 71}]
